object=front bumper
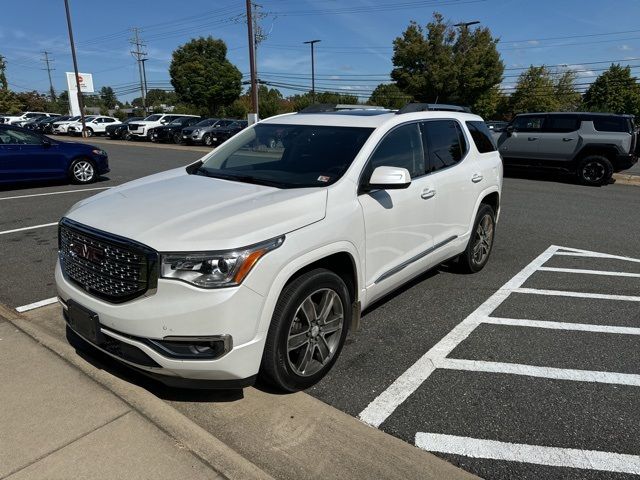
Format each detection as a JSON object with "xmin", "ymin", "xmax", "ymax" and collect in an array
[{"xmin": 55, "ymin": 260, "xmax": 267, "ymax": 382}]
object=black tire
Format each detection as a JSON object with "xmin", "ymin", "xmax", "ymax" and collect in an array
[
  {"xmin": 577, "ymin": 155, "xmax": 613, "ymax": 186},
  {"xmin": 203, "ymin": 133, "xmax": 214, "ymax": 146},
  {"xmin": 260, "ymin": 268, "xmax": 351, "ymax": 392},
  {"xmin": 173, "ymin": 132, "xmax": 182, "ymax": 144},
  {"xmin": 68, "ymin": 157, "xmax": 97, "ymax": 184},
  {"xmin": 124, "ymin": 131, "xmax": 132, "ymax": 141},
  {"xmin": 84, "ymin": 127, "xmax": 93, "ymax": 137},
  {"xmin": 456, "ymin": 204, "xmax": 496, "ymax": 274}
]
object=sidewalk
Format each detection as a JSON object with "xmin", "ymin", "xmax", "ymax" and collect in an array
[{"xmin": 0, "ymin": 318, "xmax": 222, "ymax": 480}]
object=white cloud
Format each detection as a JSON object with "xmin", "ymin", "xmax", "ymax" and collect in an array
[{"xmin": 619, "ymin": 44, "xmax": 633, "ymax": 51}]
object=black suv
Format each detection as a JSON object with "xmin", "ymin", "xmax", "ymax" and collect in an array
[
  {"xmin": 150, "ymin": 116, "xmax": 201, "ymax": 144},
  {"xmin": 105, "ymin": 117, "xmax": 144, "ymax": 140},
  {"xmin": 495, "ymin": 112, "xmax": 638, "ymax": 185}
]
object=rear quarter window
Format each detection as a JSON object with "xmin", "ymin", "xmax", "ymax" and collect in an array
[
  {"xmin": 466, "ymin": 121, "xmax": 497, "ymax": 153},
  {"xmin": 592, "ymin": 117, "xmax": 632, "ymax": 133}
]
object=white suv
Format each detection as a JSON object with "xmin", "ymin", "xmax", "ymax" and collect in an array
[
  {"xmin": 56, "ymin": 104, "xmax": 503, "ymax": 391},
  {"xmin": 52, "ymin": 116, "xmax": 82, "ymax": 134},
  {"xmin": 67, "ymin": 116, "xmax": 121, "ymax": 136},
  {"xmin": 127, "ymin": 113, "xmax": 199, "ymax": 139}
]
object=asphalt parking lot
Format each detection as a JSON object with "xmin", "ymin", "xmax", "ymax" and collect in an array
[{"xmin": 2, "ymin": 139, "xmax": 640, "ymax": 479}]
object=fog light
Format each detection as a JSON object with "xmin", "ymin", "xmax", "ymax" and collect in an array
[{"xmin": 147, "ymin": 335, "xmax": 232, "ymax": 360}]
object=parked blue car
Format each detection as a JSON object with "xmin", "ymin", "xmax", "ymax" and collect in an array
[{"xmin": 0, "ymin": 125, "xmax": 109, "ymax": 185}]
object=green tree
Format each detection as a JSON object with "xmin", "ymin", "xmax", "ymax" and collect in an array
[
  {"xmin": 15, "ymin": 91, "xmax": 49, "ymax": 112},
  {"xmin": 368, "ymin": 83, "xmax": 412, "ymax": 109},
  {"xmin": 509, "ymin": 66, "xmax": 559, "ymax": 113},
  {"xmin": 391, "ymin": 13, "xmax": 504, "ymax": 114},
  {"xmin": 0, "ymin": 55, "xmax": 22, "ymax": 113},
  {"xmin": 99, "ymin": 86, "xmax": 117, "ymax": 110},
  {"xmin": 0, "ymin": 55, "xmax": 8, "ymax": 91},
  {"xmin": 169, "ymin": 37, "xmax": 242, "ymax": 115},
  {"xmin": 289, "ymin": 91, "xmax": 359, "ymax": 111},
  {"xmin": 554, "ymin": 70, "xmax": 581, "ymax": 111},
  {"xmin": 583, "ymin": 64, "xmax": 640, "ymax": 116}
]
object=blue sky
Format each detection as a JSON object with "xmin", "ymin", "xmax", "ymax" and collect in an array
[{"xmin": 3, "ymin": 0, "xmax": 640, "ymax": 102}]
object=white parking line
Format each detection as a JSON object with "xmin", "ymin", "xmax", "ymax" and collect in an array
[
  {"xmin": 16, "ymin": 297, "xmax": 58, "ymax": 313},
  {"xmin": 538, "ymin": 266, "xmax": 640, "ymax": 277},
  {"xmin": 414, "ymin": 433, "xmax": 640, "ymax": 475},
  {"xmin": 484, "ymin": 316, "xmax": 640, "ymax": 336},
  {"xmin": 0, "ymin": 186, "xmax": 111, "ymax": 201},
  {"xmin": 358, "ymin": 245, "xmax": 558, "ymax": 428},
  {"xmin": 0, "ymin": 222, "xmax": 58, "ymax": 236},
  {"xmin": 436, "ymin": 358, "xmax": 640, "ymax": 387},
  {"xmin": 515, "ymin": 287, "xmax": 640, "ymax": 302}
]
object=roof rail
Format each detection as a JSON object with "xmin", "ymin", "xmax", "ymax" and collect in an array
[
  {"xmin": 299, "ymin": 103, "xmax": 385, "ymax": 114},
  {"xmin": 396, "ymin": 103, "xmax": 471, "ymax": 114}
]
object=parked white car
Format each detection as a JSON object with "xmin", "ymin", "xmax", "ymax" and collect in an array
[
  {"xmin": 52, "ymin": 116, "xmax": 82, "ymax": 134},
  {"xmin": 3, "ymin": 112, "xmax": 57, "ymax": 126},
  {"xmin": 56, "ymin": 104, "xmax": 503, "ymax": 391},
  {"xmin": 67, "ymin": 116, "xmax": 121, "ymax": 136},
  {"xmin": 127, "ymin": 113, "xmax": 199, "ymax": 139}
]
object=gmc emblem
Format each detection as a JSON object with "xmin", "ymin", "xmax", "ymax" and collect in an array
[{"xmin": 69, "ymin": 242, "xmax": 105, "ymax": 263}]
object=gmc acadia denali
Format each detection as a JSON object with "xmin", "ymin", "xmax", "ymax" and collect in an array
[{"xmin": 56, "ymin": 104, "xmax": 503, "ymax": 391}]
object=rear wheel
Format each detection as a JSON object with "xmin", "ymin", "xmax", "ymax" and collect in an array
[
  {"xmin": 577, "ymin": 155, "xmax": 613, "ymax": 186},
  {"xmin": 260, "ymin": 269, "xmax": 351, "ymax": 392},
  {"xmin": 84, "ymin": 127, "xmax": 93, "ymax": 137},
  {"xmin": 456, "ymin": 204, "xmax": 496, "ymax": 273},
  {"xmin": 69, "ymin": 158, "xmax": 97, "ymax": 184},
  {"xmin": 173, "ymin": 132, "xmax": 182, "ymax": 144},
  {"xmin": 203, "ymin": 133, "xmax": 214, "ymax": 146}
]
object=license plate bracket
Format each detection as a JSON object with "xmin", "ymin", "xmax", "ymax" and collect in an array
[{"xmin": 67, "ymin": 301, "xmax": 103, "ymax": 344}]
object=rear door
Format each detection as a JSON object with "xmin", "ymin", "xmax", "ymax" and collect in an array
[
  {"xmin": 498, "ymin": 115, "xmax": 545, "ymax": 163},
  {"xmin": 536, "ymin": 115, "xmax": 581, "ymax": 162},
  {"xmin": 421, "ymin": 119, "xmax": 479, "ymax": 243}
]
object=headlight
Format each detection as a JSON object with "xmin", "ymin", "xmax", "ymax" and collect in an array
[
  {"xmin": 193, "ymin": 129, "xmax": 200, "ymax": 135},
  {"xmin": 161, "ymin": 236, "xmax": 284, "ymax": 288},
  {"xmin": 92, "ymin": 149, "xmax": 107, "ymax": 156}
]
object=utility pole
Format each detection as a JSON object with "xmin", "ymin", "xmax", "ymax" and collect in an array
[
  {"xmin": 130, "ymin": 27, "xmax": 148, "ymax": 114},
  {"xmin": 64, "ymin": 0, "xmax": 86, "ymax": 137},
  {"xmin": 41, "ymin": 51, "xmax": 56, "ymax": 101},
  {"xmin": 141, "ymin": 58, "xmax": 148, "ymax": 106},
  {"xmin": 245, "ymin": 0, "xmax": 258, "ymax": 124},
  {"xmin": 303, "ymin": 40, "xmax": 321, "ymax": 103}
]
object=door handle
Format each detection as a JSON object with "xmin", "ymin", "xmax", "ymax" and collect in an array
[
  {"xmin": 421, "ymin": 188, "xmax": 436, "ymax": 199},
  {"xmin": 562, "ymin": 138, "xmax": 574, "ymax": 142},
  {"xmin": 528, "ymin": 137, "xmax": 538, "ymax": 141},
  {"xmin": 471, "ymin": 173, "xmax": 483, "ymax": 183}
]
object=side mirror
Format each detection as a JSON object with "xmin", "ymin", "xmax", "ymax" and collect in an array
[
  {"xmin": 506, "ymin": 125, "xmax": 515, "ymax": 135},
  {"xmin": 160, "ymin": 119, "xmax": 167, "ymax": 124},
  {"xmin": 366, "ymin": 166, "xmax": 412, "ymax": 191}
]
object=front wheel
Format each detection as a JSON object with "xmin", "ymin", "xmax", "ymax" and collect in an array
[
  {"xmin": 577, "ymin": 155, "xmax": 613, "ymax": 186},
  {"xmin": 203, "ymin": 133, "xmax": 214, "ymax": 146},
  {"xmin": 69, "ymin": 158, "xmax": 97, "ymax": 184},
  {"xmin": 173, "ymin": 132, "xmax": 182, "ymax": 144},
  {"xmin": 260, "ymin": 269, "xmax": 351, "ymax": 392},
  {"xmin": 456, "ymin": 204, "xmax": 496, "ymax": 273}
]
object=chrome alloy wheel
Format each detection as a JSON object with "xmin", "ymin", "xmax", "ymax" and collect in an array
[
  {"xmin": 582, "ymin": 161, "xmax": 605, "ymax": 183},
  {"xmin": 286, "ymin": 288, "xmax": 344, "ymax": 377},
  {"xmin": 73, "ymin": 160, "xmax": 94, "ymax": 182},
  {"xmin": 472, "ymin": 213, "xmax": 494, "ymax": 266}
]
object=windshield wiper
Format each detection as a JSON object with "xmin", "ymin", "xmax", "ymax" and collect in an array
[{"xmin": 195, "ymin": 168, "xmax": 287, "ymax": 188}]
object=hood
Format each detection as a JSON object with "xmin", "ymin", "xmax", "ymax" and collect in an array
[{"xmin": 65, "ymin": 168, "xmax": 327, "ymax": 252}]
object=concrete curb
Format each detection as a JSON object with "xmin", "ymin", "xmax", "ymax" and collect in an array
[
  {"xmin": 613, "ymin": 172, "xmax": 640, "ymax": 186},
  {"xmin": 0, "ymin": 303, "xmax": 273, "ymax": 480}
]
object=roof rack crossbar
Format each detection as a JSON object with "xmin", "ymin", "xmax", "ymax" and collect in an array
[
  {"xmin": 299, "ymin": 103, "xmax": 385, "ymax": 114},
  {"xmin": 396, "ymin": 103, "xmax": 471, "ymax": 114}
]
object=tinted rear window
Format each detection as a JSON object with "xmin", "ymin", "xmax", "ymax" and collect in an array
[
  {"xmin": 466, "ymin": 121, "xmax": 497, "ymax": 153},
  {"xmin": 592, "ymin": 116, "xmax": 632, "ymax": 133},
  {"xmin": 544, "ymin": 116, "xmax": 580, "ymax": 133},
  {"xmin": 422, "ymin": 120, "xmax": 466, "ymax": 172}
]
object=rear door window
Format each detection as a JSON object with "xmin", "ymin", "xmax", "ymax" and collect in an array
[
  {"xmin": 466, "ymin": 121, "xmax": 497, "ymax": 153},
  {"xmin": 421, "ymin": 120, "xmax": 467, "ymax": 172},
  {"xmin": 543, "ymin": 116, "xmax": 580, "ymax": 133}
]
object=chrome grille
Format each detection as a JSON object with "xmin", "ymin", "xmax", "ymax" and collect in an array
[{"xmin": 59, "ymin": 219, "xmax": 158, "ymax": 303}]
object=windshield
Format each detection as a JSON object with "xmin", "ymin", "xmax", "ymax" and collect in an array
[
  {"xmin": 144, "ymin": 114, "xmax": 163, "ymax": 122},
  {"xmin": 195, "ymin": 118, "xmax": 218, "ymax": 127},
  {"xmin": 196, "ymin": 123, "xmax": 373, "ymax": 188}
]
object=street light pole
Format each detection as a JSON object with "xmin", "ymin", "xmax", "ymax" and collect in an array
[
  {"xmin": 64, "ymin": 0, "xmax": 86, "ymax": 137},
  {"xmin": 453, "ymin": 20, "xmax": 481, "ymax": 28},
  {"xmin": 246, "ymin": 0, "xmax": 258, "ymax": 124},
  {"xmin": 303, "ymin": 40, "xmax": 321, "ymax": 103}
]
